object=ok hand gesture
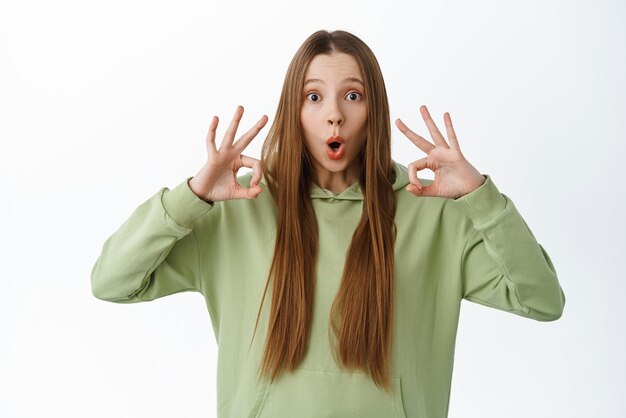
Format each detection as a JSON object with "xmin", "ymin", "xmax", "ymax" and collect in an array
[
  {"xmin": 395, "ymin": 105, "xmax": 486, "ymax": 199},
  {"xmin": 189, "ymin": 106, "xmax": 268, "ymax": 203}
]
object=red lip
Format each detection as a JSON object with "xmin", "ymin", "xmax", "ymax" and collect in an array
[{"xmin": 325, "ymin": 135, "xmax": 345, "ymax": 145}]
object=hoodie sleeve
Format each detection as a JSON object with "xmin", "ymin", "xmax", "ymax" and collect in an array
[
  {"xmin": 91, "ymin": 177, "xmax": 214, "ymax": 303},
  {"xmin": 452, "ymin": 175, "xmax": 566, "ymax": 321}
]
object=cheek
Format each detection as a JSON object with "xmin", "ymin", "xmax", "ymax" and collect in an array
[
  {"xmin": 359, "ymin": 106, "xmax": 368, "ymax": 125},
  {"xmin": 300, "ymin": 111, "xmax": 316, "ymax": 149},
  {"xmin": 300, "ymin": 108, "xmax": 315, "ymax": 133},
  {"xmin": 356, "ymin": 111, "xmax": 368, "ymax": 135},
  {"xmin": 347, "ymin": 105, "xmax": 367, "ymax": 128}
]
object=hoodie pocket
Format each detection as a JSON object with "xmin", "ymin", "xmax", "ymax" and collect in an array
[{"xmin": 248, "ymin": 368, "xmax": 407, "ymax": 418}]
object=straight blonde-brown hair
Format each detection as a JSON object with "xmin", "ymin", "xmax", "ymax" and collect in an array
[{"xmin": 251, "ymin": 29, "xmax": 397, "ymax": 392}]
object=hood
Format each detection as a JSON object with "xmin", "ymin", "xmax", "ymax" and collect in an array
[{"xmin": 258, "ymin": 160, "xmax": 410, "ymax": 201}]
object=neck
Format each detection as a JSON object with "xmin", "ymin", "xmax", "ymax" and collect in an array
[{"xmin": 311, "ymin": 158, "xmax": 362, "ymax": 193}]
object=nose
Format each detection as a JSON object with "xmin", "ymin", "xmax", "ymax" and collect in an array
[
  {"xmin": 326, "ymin": 99, "xmax": 343, "ymax": 127},
  {"xmin": 327, "ymin": 117, "xmax": 343, "ymax": 126}
]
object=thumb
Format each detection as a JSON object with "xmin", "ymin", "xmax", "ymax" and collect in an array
[
  {"xmin": 238, "ymin": 155, "xmax": 263, "ymax": 199},
  {"xmin": 407, "ymin": 157, "xmax": 428, "ymax": 188},
  {"xmin": 241, "ymin": 155, "xmax": 262, "ymax": 187},
  {"xmin": 406, "ymin": 182, "xmax": 435, "ymax": 197}
]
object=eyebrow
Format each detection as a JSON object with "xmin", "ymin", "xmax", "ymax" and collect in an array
[{"xmin": 304, "ymin": 77, "xmax": 364, "ymax": 87}]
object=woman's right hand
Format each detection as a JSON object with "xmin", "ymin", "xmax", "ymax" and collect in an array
[{"xmin": 188, "ymin": 105, "xmax": 269, "ymax": 203}]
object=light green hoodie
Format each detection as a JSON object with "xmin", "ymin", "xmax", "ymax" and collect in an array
[{"xmin": 91, "ymin": 160, "xmax": 566, "ymax": 418}]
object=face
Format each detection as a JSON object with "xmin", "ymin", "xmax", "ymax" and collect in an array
[{"xmin": 300, "ymin": 52, "xmax": 368, "ymax": 190}]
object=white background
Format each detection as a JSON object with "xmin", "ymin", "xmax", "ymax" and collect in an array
[{"xmin": 1, "ymin": 0, "xmax": 624, "ymax": 417}]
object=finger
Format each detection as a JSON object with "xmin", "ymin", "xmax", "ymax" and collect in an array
[
  {"xmin": 205, "ymin": 116, "xmax": 219, "ymax": 155},
  {"xmin": 407, "ymin": 157, "xmax": 427, "ymax": 188},
  {"xmin": 233, "ymin": 115, "xmax": 269, "ymax": 152},
  {"xmin": 406, "ymin": 181, "xmax": 435, "ymax": 197},
  {"xmin": 407, "ymin": 157, "xmax": 436, "ymax": 197},
  {"xmin": 241, "ymin": 155, "xmax": 263, "ymax": 188},
  {"xmin": 238, "ymin": 155, "xmax": 263, "ymax": 199},
  {"xmin": 443, "ymin": 112, "xmax": 461, "ymax": 151},
  {"xmin": 222, "ymin": 105, "xmax": 244, "ymax": 149},
  {"xmin": 420, "ymin": 105, "xmax": 449, "ymax": 148},
  {"xmin": 406, "ymin": 183, "xmax": 424, "ymax": 196},
  {"xmin": 395, "ymin": 118, "xmax": 435, "ymax": 154}
]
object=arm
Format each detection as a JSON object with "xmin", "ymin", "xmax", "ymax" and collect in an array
[
  {"xmin": 91, "ymin": 106, "xmax": 267, "ymax": 303},
  {"xmin": 453, "ymin": 175, "xmax": 566, "ymax": 321},
  {"xmin": 91, "ymin": 177, "xmax": 214, "ymax": 303},
  {"xmin": 395, "ymin": 105, "xmax": 564, "ymax": 320}
]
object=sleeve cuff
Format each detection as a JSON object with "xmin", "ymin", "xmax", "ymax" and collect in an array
[
  {"xmin": 161, "ymin": 176, "xmax": 214, "ymax": 229},
  {"xmin": 452, "ymin": 174, "xmax": 507, "ymax": 227}
]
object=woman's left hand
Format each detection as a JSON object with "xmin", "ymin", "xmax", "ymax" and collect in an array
[{"xmin": 395, "ymin": 105, "xmax": 486, "ymax": 199}]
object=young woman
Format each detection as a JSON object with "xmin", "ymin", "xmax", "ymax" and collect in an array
[{"xmin": 91, "ymin": 30, "xmax": 566, "ymax": 418}]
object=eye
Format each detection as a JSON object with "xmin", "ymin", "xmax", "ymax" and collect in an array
[
  {"xmin": 346, "ymin": 91, "xmax": 362, "ymax": 101},
  {"xmin": 306, "ymin": 92, "xmax": 321, "ymax": 102}
]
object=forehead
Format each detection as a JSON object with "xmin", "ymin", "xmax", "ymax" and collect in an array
[{"xmin": 304, "ymin": 52, "xmax": 362, "ymax": 81}]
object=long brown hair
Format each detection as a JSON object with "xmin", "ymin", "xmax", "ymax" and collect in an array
[{"xmin": 252, "ymin": 29, "xmax": 397, "ymax": 392}]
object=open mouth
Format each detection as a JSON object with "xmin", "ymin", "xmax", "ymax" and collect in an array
[
  {"xmin": 326, "ymin": 141, "xmax": 345, "ymax": 160},
  {"xmin": 326, "ymin": 136, "xmax": 345, "ymax": 160}
]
